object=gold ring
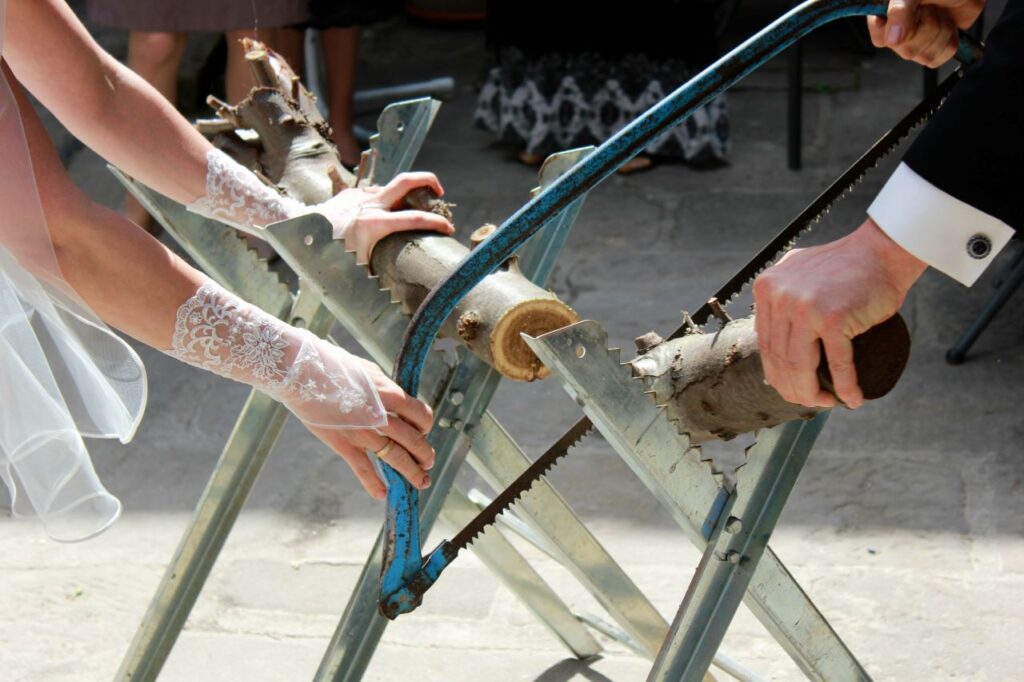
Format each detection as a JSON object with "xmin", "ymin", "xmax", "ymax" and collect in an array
[{"xmin": 374, "ymin": 440, "xmax": 395, "ymax": 458}]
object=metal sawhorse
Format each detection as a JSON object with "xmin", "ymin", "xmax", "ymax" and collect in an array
[
  {"xmin": 111, "ymin": 3, "xmax": 901, "ymax": 677},
  {"xmin": 112, "ymin": 96, "xmax": 865, "ymax": 681}
]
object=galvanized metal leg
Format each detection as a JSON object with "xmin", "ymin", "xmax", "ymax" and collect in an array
[
  {"xmin": 313, "ymin": 360, "xmax": 499, "ymax": 681},
  {"xmin": 647, "ymin": 416, "xmax": 828, "ymax": 681},
  {"xmin": 115, "ymin": 295, "xmax": 335, "ymax": 681},
  {"xmin": 467, "ymin": 413, "xmax": 671, "ymax": 658},
  {"xmin": 526, "ymin": 321, "xmax": 870, "ymax": 681},
  {"xmin": 440, "ymin": 486, "xmax": 601, "ymax": 658}
]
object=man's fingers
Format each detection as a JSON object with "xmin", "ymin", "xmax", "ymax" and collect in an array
[
  {"xmin": 821, "ymin": 334, "xmax": 864, "ymax": 409},
  {"xmin": 867, "ymin": 15, "xmax": 888, "ymax": 47},
  {"xmin": 752, "ymin": 284, "xmax": 779, "ymax": 390},
  {"xmin": 871, "ymin": 0, "xmax": 970, "ymax": 67},
  {"xmin": 926, "ymin": 0, "xmax": 984, "ymax": 29},
  {"xmin": 917, "ymin": 11, "xmax": 959, "ymax": 66},
  {"xmin": 885, "ymin": 0, "xmax": 919, "ymax": 45},
  {"xmin": 767, "ymin": 315, "xmax": 800, "ymax": 402},
  {"xmin": 786, "ymin": 327, "xmax": 835, "ymax": 408}
]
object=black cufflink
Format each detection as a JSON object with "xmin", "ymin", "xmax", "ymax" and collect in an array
[{"xmin": 966, "ymin": 234, "xmax": 992, "ymax": 260}]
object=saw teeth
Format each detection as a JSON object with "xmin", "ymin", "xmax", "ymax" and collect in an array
[{"xmin": 453, "ymin": 422, "xmax": 593, "ymax": 553}]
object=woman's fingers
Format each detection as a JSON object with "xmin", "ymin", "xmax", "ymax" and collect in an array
[
  {"xmin": 376, "ymin": 172, "xmax": 445, "ymax": 208},
  {"xmin": 306, "ymin": 424, "xmax": 387, "ymax": 499},
  {"xmin": 378, "ymin": 385, "xmax": 434, "ymax": 435},
  {"xmin": 883, "ymin": 0, "xmax": 920, "ymax": 46},
  {"xmin": 354, "ymin": 357, "xmax": 435, "ymax": 436},
  {"xmin": 376, "ymin": 415, "xmax": 435, "ymax": 470},
  {"xmin": 350, "ymin": 429, "xmax": 432, "ymax": 489},
  {"xmin": 346, "ymin": 209, "xmax": 453, "ymax": 264},
  {"xmin": 365, "ymin": 209, "xmax": 455, "ymax": 236}
]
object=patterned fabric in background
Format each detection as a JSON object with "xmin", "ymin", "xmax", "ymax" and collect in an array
[
  {"xmin": 474, "ymin": 0, "xmax": 729, "ymax": 166},
  {"xmin": 475, "ymin": 47, "xmax": 729, "ymax": 164}
]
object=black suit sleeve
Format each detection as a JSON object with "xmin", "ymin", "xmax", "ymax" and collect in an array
[{"xmin": 903, "ymin": 0, "xmax": 1024, "ymax": 232}]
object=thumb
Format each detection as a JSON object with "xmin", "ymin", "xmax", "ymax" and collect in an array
[{"xmin": 885, "ymin": 0, "xmax": 919, "ymax": 45}]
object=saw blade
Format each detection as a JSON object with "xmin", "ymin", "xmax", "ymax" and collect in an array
[
  {"xmin": 675, "ymin": 67, "xmax": 964, "ymax": 337},
  {"xmin": 445, "ymin": 418, "xmax": 594, "ymax": 556}
]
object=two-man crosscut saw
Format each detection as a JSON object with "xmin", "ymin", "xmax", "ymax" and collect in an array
[{"xmin": 376, "ymin": 0, "xmax": 984, "ymax": 619}]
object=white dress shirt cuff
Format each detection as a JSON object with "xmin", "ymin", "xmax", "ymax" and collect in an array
[{"xmin": 868, "ymin": 163, "xmax": 1014, "ymax": 287}]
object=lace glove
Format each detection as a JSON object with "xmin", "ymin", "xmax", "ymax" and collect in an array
[
  {"xmin": 169, "ymin": 280, "xmax": 436, "ymax": 497},
  {"xmin": 187, "ymin": 148, "xmax": 453, "ymax": 264}
]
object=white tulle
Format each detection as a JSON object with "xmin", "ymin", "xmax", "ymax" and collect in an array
[
  {"xmin": 170, "ymin": 280, "xmax": 386, "ymax": 429},
  {"xmin": 0, "ymin": 4, "xmax": 147, "ymax": 542},
  {"xmin": 187, "ymin": 148, "xmax": 362, "ymax": 241}
]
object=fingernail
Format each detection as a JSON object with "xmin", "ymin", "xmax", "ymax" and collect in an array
[
  {"xmin": 887, "ymin": 25, "xmax": 903, "ymax": 45},
  {"xmin": 421, "ymin": 474, "xmax": 432, "ymax": 488}
]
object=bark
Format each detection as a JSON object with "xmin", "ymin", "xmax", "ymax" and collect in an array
[
  {"xmin": 370, "ymin": 233, "xmax": 578, "ymax": 381},
  {"xmin": 194, "ymin": 42, "xmax": 578, "ymax": 381},
  {"xmin": 199, "ymin": 41, "xmax": 355, "ymax": 203},
  {"xmin": 630, "ymin": 314, "xmax": 911, "ymax": 444}
]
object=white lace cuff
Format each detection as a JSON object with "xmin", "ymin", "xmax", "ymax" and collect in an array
[
  {"xmin": 187, "ymin": 148, "xmax": 364, "ymax": 242},
  {"xmin": 170, "ymin": 280, "xmax": 386, "ymax": 429},
  {"xmin": 187, "ymin": 149, "xmax": 305, "ymax": 234}
]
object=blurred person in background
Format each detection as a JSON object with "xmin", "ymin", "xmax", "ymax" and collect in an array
[
  {"xmin": 474, "ymin": 0, "xmax": 729, "ymax": 173},
  {"xmin": 85, "ymin": 0, "xmax": 308, "ymax": 233}
]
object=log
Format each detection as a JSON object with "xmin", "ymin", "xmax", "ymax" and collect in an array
[
  {"xmin": 196, "ymin": 42, "xmax": 578, "ymax": 381},
  {"xmin": 370, "ymin": 232, "xmax": 578, "ymax": 381},
  {"xmin": 200, "ymin": 41, "xmax": 355, "ymax": 203},
  {"xmin": 629, "ymin": 314, "xmax": 911, "ymax": 444}
]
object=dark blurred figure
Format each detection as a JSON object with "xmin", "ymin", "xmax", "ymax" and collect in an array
[
  {"xmin": 307, "ymin": 0, "xmax": 401, "ymax": 168},
  {"xmin": 475, "ymin": 0, "xmax": 729, "ymax": 173}
]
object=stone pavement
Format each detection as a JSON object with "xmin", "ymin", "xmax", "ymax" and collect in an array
[{"xmin": 3, "ymin": 3, "xmax": 1023, "ymax": 681}]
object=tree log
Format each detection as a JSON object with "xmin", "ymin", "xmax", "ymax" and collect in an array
[
  {"xmin": 629, "ymin": 314, "xmax": 911, "ymax": 444},
  {"xmin": 201, "ymin": 41, "xmax": 355, "ymax": 203},
  {"xmin": 197, "ymin": 42, "xmax": 578, "ymax": 381},
  {"xmin": 370, "ymin": 233, "xmax": 578, "ymax": 381}
]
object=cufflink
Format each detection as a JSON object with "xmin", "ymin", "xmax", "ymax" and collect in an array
[{"xmin": 966, "ymin": 234, "xmax": 992, "ymax": 260}]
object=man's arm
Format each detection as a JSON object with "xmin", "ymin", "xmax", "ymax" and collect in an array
[
  {"xmin": 877, "ymin": 0, "xmax": 1024, "ymax": 285},
  {"xmin": 754, "ymin": 0, "xmax": 1023, "ymax": 408}
]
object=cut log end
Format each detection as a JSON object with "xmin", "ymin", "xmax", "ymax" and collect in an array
[
  {"xmin": 491, "ymin": 300, "xmax": 579, "ymax": 381},
  {"xmin": 818, "ymin": 313, "xmax": 910, "ymax": 400}
]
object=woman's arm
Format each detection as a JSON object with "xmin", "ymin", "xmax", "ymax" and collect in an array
[
  {"xmin": 12, "ymin": 70, "xmax": 434, "ymax": 498},
  {"xmin": 4, "ymin": 0, "xmax": 210, "ymax": 205},
  {"xmin": 3, "ymin": 0, "xmax": 454, "ymax": 262}
]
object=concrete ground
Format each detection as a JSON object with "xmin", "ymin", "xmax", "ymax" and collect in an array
[{"xmin": 3, "ymin": 2, "xmax": 1023, "ymax": 681}]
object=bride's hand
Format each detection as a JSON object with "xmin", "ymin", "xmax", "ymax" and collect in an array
[
  {"xmin": 303, "ymin": 357, "xmax": 435, "ymax": 499},
  {"xmin": 319, "ymin": 172, "xmax": 455, "ymax": 265}
]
